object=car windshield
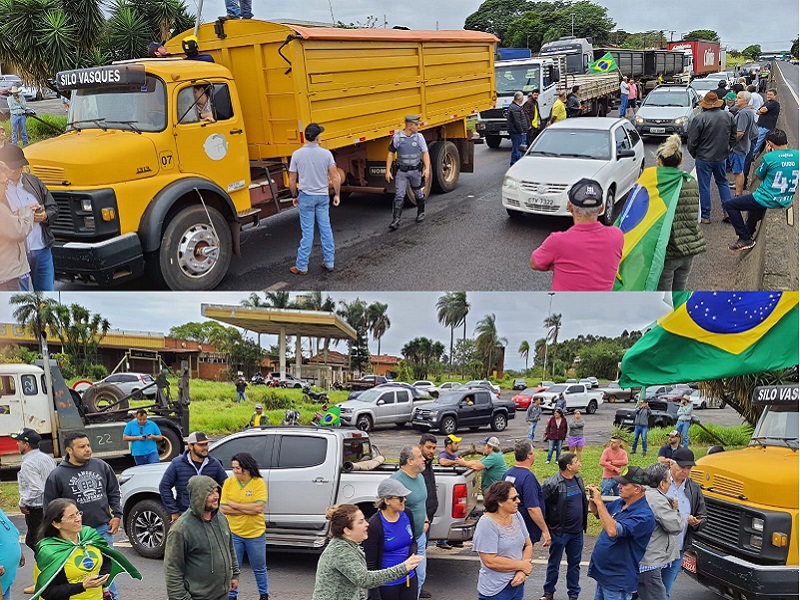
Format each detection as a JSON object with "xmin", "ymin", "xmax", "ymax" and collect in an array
[
  {"xmin": 546, "ymin": 384, "xmax": 568, "ymax": 394},
  {"xmin": 643, "ymin": 91, "xmax": 690, "ymax": 107},
  {"xmin": 465, "ymin": 381, "xmax": 487, "ymax": 387},
  {"xmin": 67, "ymin": 75, "xmax": 167, "ymax": 133},
  {"xmin": 495, "ymin": 64, "xmax": 541, "ymax": 95},
  {"xmin": 352, "ymin": 388, "xmax": 384, "ymax": 403},
  {"xmin": 521, "ymin": 387, "xmax": 540, "ymax": 395},
  {"xmin": 431, "ymin": 393, "xmax": 463, "ymax": 405},
  {"xmin": 607, "ymin": 382, "xmax": 620, "ymax": 389},
  {"xmin": 645, "ymin": 385, "xmax": 665, "ymax": 395},
  {"xmin": 690, "ymin": 80, "xmax": 721, "ymax": 92},
  {"xmin": 528, "ymin": 129, "xmax": 611, "ymax": 160}
]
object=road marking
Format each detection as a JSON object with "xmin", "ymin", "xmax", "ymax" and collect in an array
[
  {"xmin": 264, "ymin": 282, "xmax": 288, "ymax": 291},
  {"xmin": 776, "ymin": 62, "xmax": 799, "ymax": 106}
]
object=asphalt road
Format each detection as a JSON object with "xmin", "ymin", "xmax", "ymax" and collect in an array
[{"xmin": 5, "ymin": 512, "xmax": 720, "ymax": 600}]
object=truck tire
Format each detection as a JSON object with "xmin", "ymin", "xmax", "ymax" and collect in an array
[
  {"xmin": 491, "ymin": 412, "xmax": 507, "ymax": 432},
  {"xmin": 439, "ymin": 416, "xmax": 457, "ymax": 435},
  {"xmin": 430, "ymin": 141, "xmax": 460, "ymax": 193},
  {"xmin": 82, "ymin": 384, "xmax": 129, "ymax": 413},
  {"xmin": 600, "ymin": 186, "xmax": 616, "ymax": 225},
  {"xmin": 586, "ymin": 400, "xmax": 598, "ymax": 415},
  {"xmin": 485, "ymin": 135, "xmax": 502, "ymax": 149},
  {"xmin": 157, "ymin": 427, "xmax": 182, "ymax": 462},
  {"xmin": 355, "ymin": 414, "xmax": 373, "ymax": 432},
  {"xmin": 405, "ymin": 170, "xmax": 433, "ymax": 207},
  {"xmin": 607, "ymin": 395, "xmax": 617, "ymax": 403},
  {"xmin": 127, "ymin": 498, "xmax": 169, "ymax": 559},
  {"xmin": 159, "ymin": 205, "xmax": 232, "ymax": 291}
]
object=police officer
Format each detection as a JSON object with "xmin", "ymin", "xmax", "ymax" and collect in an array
[{"xmin": 385, "ymin": 115, "xmax": 431, "ymax": 230}]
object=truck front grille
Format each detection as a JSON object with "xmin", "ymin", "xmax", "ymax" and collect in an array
[
  {"xmin": 51, "ymin": 193, "xmax": 77, "ymax": 235},
  {"xmin": 699, "ymin": 498, "xmax": 741, "ymax": 547}
]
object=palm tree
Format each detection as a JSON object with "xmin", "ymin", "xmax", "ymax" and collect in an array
[
  {"xmin": 337, "ymin": 299, "xmax": 370, "ymax": 374},
  {"xmin": 544, "ymin": 313, "xmax": 562, "ymax": 377},
  {"xmin": 436, "ymin": 292, "xmax": 470, "ymax": 371},
  {"xmin": 518, "ymin": 340, "xmax": 530, "ymax": 372},
  {"xmin": 474, "ymin": 314, "xmax": 507, "ymax": 378},
  {"xmin": 366, "ymin": 302, "xmax": 390, "ymax": 357},
  {"xmin": 10, "ymin": 292, "xmax": 59, "ymax": 348}
]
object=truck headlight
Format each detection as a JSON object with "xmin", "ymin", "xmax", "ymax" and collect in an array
[
  {"xmin": 752, "ymin": 517, "xmax": 764, "ymax": 532},
  {"xmin": 674, "ymin": 117, "xmax": 688, "ymax": 125},
  {"xmin": 634, "ymin": 116, "xmax": 644, "ymax": 124},
  {"xmin": 81, "ymin": 198, "xmax": 93, "ymax": 212},
  {"xmin": 502, "ymin": 176, "xmax": 519, "ymax": 191},
  {"xmin": 340, "ymin": 407, "xmax": 352, "ymax": 414},
  {"xmin": 749, "ymin": 534, "xmax": 763, "ymax": 549}
]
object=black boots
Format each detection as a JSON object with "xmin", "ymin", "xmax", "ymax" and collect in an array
[
  {"xmin": 416, "ymin": 199, "xmax": 426, "ymax": 222},
  {"xmin": 389, "ymin": 207, "xmax": 401, "ymax": 230}
]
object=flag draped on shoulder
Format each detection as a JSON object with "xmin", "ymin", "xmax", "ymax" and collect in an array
[
  {"xmin": 589, "ymin": 52, "xmax": 619, "ymax": 73},
  {"xmin": 613, "ymin": 166, "xmax": 690, "ymax": 291},
  {"xmin": 619, "ymin": 291, "xmax": 799, "ymax": 387}
]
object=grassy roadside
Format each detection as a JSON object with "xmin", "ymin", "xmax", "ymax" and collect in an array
[{"xmin": 0, "ymin": 483, "xmax": 19, "ymax": 514}]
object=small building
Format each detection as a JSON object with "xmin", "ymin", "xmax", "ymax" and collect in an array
[{"xmin": 370, "ymin": 354, "xmax": 401, "ymax": 378}]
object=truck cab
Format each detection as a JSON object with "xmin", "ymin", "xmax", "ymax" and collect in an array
[
  {"xmin": 539, "ymin": 36, "xmax": 594, "ymax": 75},
  {"xmin": 0, "ymin": 364, "xmax": 56, "ymax": 459}
]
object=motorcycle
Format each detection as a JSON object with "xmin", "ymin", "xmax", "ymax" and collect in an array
[
  {"xmin": 332, "ymin": 381, "xmax": 346, "ymax": 391},
  {"xmin": 250, "ymin": 373, "xmax": 266, "ymax": 385},
  {"xmin": 282, "ymin": 408, "xmax": 301, "ymax": 426},
  {"xmin": 302, "ymin": 384, "xmax": 329, "ymax": 404}
]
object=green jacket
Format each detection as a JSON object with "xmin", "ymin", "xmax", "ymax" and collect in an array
[
  {"xmin": 311, "ymin": 537, "xmax": 409, "ymax": 600},
  {"xmin": 665, "ymin": 174, "xmax": 707, "ymax": 260},
  {"xmin": 164, "ymin": 475, "xmax": 240, "ymax": 600}
]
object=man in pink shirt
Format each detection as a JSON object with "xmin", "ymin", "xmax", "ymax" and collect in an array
[
  {"xmin": 628, "ymin": 78, "xmax": 638, "ymax": 116},
  {"xmin": 530, "ymin": 178, "xmax": 623, "ymax": 291}
]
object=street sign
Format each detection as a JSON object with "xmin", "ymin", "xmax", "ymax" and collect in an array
[{"xmin": 751, "ymin": 385, "xmax": 799, "ymax": 404}]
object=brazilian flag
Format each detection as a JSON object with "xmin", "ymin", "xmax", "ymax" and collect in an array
[
  {"xmin": 613, "ymin": 167, "xmax": 690, "ymax": 291},
  {"xmin": 619, "ymin": 292, "xmax": 799, "ymax": 387},
  {"xmin": 589, "ymin": 52, "xmax": 619, "ymax": 73},
  {"xmin": 321, "ymin": 405, "xmax": 341, "ymax": 426}
]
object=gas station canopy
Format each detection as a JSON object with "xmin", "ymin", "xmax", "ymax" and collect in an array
[{"xmin": 201, "ymin": 304, "xmax": 356, "ymax": 341}]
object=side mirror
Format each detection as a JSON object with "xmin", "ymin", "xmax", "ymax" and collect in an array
[
  {"xmin": 376, "ymin": 399, "xmax": 385, "ymax": 405},
  {"xmin": 618, "ymin": 148, "xmax": 636, "ymax": 159}
]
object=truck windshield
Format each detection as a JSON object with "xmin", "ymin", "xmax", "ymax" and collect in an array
[
  {"xmin": 546, "ymin": 385, "xmax": 568, "ymax": 394},
  {"xmin": 496, "ymin": 64, "xmax": 541, "ymax": 95},
  {"xmin": 67, "ymin": 75, "xmax": 166, "ymax": 133},
  {"xmin": 353, "ymin": 388, "xmax": 383, "ymax": 403},
  {"xmin": 751, "ymin": 404, "xmax": 799, "ymax": 449}
]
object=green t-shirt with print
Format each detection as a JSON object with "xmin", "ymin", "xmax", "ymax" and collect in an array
[
  {"xmin": 480, "ymin": 451, "xmax": 508, "ymax": 493},
  {"xmin": 754, "ymin": 149, "xmax": 800, "ymax": 208}
]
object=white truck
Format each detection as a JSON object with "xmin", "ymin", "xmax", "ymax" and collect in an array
[
  {"xmin": 120, "ymin": 426, "xmax": 479, "ymax": 558},
  {"xmin": 475, "ymin": 55, "xmax": 620, "ymax": 148},
  {"xmin": 532, "ymin": 383, "xmax": 604, "ymax": 414}
]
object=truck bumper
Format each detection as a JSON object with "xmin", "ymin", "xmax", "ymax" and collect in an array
[
  {"xmin": 475, "ymin": 121, "xmax": 508, "ymax": 138},
  {"xmin": 685, "ymin": 540, "xmax": 799, "ymax": 600},
  {"xmin": 446, "ymin": 519, "xmax": 476, "ymax": 542},
  {"xmin": 53, "ymin": 232, "xmax": 144, "ymax": 286}
]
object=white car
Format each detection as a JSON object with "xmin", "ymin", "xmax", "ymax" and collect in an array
[
  {"xmin": 94, "ymin": 372, "xmax": 157, "ymax": 399},
  {"xmin": 689, "ymin": 74, "xmax": 728, "ymax": 95},
  {"xmin": 412, "ymin": 380, "xmax": 440, "ymax": 397},
  {"xmin": 502, "ymin": 117, "xmax": 645, "ymax": 225},
  {"xmin": 634, "ymin": 85, "xmax": 700, "ymax": 139},
  {"xmin": 437, "ymin": 381, "xmax": 461, "ymax": 393}
]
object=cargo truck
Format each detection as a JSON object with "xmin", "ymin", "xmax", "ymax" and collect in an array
[
  {"xmin": 28, "ymin": 20, "xmax": 497, "ymax": 290},
  {"xmin": 683, "ymin": 384, "xmax": 798, "ymax": 600},
  {"xmin": 667, "ymin": 40, "xmax": 722, "ymax": 78},
  {"xmin": 593, "ymin": 48, "xmax": 688, "ymax": 89}
]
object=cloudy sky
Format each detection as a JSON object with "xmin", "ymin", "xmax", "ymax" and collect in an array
[
  {"xmin": 0, "ymin": 292, "xmax": 673, "ymax": 370},
  {"xmin": 191, "ymin": 0, "xmax": 798, "ymax": 51}
]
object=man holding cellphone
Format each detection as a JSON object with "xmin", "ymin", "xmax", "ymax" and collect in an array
[
  {"xmin": 123, "ymin": 409, "xmax": 164, "ymax": 465},
  {"xmin": 660, "ymin": 448, "xmax": 707, "ymax": 600}
]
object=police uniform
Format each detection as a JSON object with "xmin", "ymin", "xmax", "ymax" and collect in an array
[{"xmin": 388, "ymin": 115, "xmax": 428, "ymax": 230}]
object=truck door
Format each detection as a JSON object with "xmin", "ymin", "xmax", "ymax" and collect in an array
[
  {"xmin": 173, "ymin": 81, "xmax": 250, "ymax": 195},
  {"xmin": 268, "ymin": 433, "xmax": 337, "ymax": 533},
  {"xmin": 566, "ymin": 385, "xmax": 586, "ymax": 410},
  {"xmin": 473, "ymin": 391, "xmax": 492, "ymax": 425},
  {"xmin": 374, "ymin": 390, "xmax": 395, "ymax": 425},
  {"xmin": 395, "ymin": 389, "xmax": 411, "ymax": 424},
  {"xmin": 0, "ymin": 374, "xmax": 24, "ymax": 454}
]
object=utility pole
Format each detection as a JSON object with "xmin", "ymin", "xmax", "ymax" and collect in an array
[
  {"xmin": 669, "ymin": 30, "xmax": 676, "ymax": 43},
  {"xmin": 328, "ymin": 0, "xmax": 336, "ymax": 25},
  {"xmin": 571, "ymin": 13, "xmax": 575, "ymax": 36}
]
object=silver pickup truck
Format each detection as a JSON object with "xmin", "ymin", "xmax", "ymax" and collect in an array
[{"xmin": 119, "ymin": 426, "xmax": 479, "ymax": 558}]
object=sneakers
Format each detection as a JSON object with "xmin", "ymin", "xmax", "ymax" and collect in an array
[
  {"xmin": 259, "ymin": 595, "xmax": 270, "ymax": 600},
  {"xmin": 729, "ymin": 239, "xmax": 756, "ymax": 252},
  {"xmin": 722, "ymin": 215, "xmax": 731, "ymax": 223}
]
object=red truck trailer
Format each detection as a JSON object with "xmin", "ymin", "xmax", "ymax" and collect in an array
[{"xmin": 667, "ymin": 40, "xmax": 721, "ymax": 77}]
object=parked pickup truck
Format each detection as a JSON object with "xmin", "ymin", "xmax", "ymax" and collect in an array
[
  {"xmin": 410, "ymin": 389, "xmax": 515, "ymax": 435},
  {"xmin": 613, "ymin": 399, "xmax": 679, "ymax": 429},
  {"xmin": 348, "ymin": 375, "xmax": 388, "ymax": 391},
  {"xmin": 533, "ymin": 383, "xmax": 604, "ymax": 414},
  {"xmin": 338, "ymin": 386, "xmax": 431, "ymax": 431},
  {"xmin": 120, "ymin": 426, "xmax": 478, "ymax": 558},
  {"xmin": 597, "ymin": 381, "xmax": 641, "ymax": 403}
]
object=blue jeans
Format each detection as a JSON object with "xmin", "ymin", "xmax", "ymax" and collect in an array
[
  {"xmin": 546, "ymin": 439, "xmax": 562, "ymax": 463},
  {"xmin": 593, "ymin": 586, "xmax": 632, "ymax": 600},
  {"xmin": 676, "ymin": 420, "xmax": 691, "ymax": 448},
  {"xmin": 632, "ymin": 425, "xmax": 649, "ymax": 454},
  {"xmin": 544, "ymin": 530, "xmax": 583, "ymax": 598},
  {"xmin": 721, "ymin": 193, "xmax": 765, "ymax": 242},
  {"xmin": 478, "ymin": 581, "xmax": 524, "ymax": 600},
  {"xmin": 28, "ymin": 247, "xmax": 54, "ymax": 291},
  {"xmin": 415, "ymin": 531, "xmax": 427, "ymax": 599},
  {"xmin": 601, "ymin": 478, "xmax": 619, "ymax": 496},
  {"xmin": 694, "ymin": 159, "xmax": 731, "ymax": 220},
  {"xmin": 95, "ymin": 524, "xmax": 119, "ymax": 600},
  {"xmin": 754, "ymin": 126, "xmax": 770, "ymax": 155},
  {"xmin": 3, "ymin": 586, "xmax": 10, "ymax": 600},
  {"xmin": 510, "ymin": 133, "xmax": 526, "ymax": 165},
  {"xmin": 134, "ymin": 452, "xmax": 160, "ymax": 465},
  {"xmin": 527, "ymin": 421, "xmax": 539, "ymax": 441},
  {"xmin": 230, "ymin": 532, "xmax": 268, "ymax": 597},
  {"xmin": 224, "ymin": 0, "xmax": 252, "ymax": 18},
  {"xmin": 10, "ymin": 114, "xmax": 28, "ymax": 145},
  {"xmin": 237, "ymin": 391, "xmax": 246, "ymax": 402},
  {"xmin": 661, "ymin": 552, "xmax": 684, "ymax": 600},
  {"xmin": 295, "ymin": 193, "xmax": 335, "ymax": 271},
  {"xmin": 619, "ymin": 95, "xmax": 629, "ymax": 117}
]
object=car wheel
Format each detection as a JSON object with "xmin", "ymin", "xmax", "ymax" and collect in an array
[
  {"xmin": 608, "ymin": 395, "xmax": 617, "ymax": 403},
  {"xmin": 586, "ymin": 400, "xmax": 598, "ymax": 415},
  {"xmin": 440, "ymin": 416, "xmax": 457, "ymax": 435},
  {"xmin": 700, "ymin": 401, "xmax": 707, "ymax": 410},
  {"xmin": 355, "ymin": 414, "xmax": 373, "ymax": 432},
  {"xmin": 600, "ymin": 187, "xmax": 616, "ymax": 225},
  {"xmin": 485, "ymin": 135, "xmax": 502, "ymax": 149},
  {"xmin": 127, "ymin": 498, "xmax": 169, "ymax": 559},
  {"xmin": 639, "ymin": 159, "xmax": 645, "ymax": 176},
  {"xmin": 491, "ymin": 412, "xmax": 507, "ymax": 432}
]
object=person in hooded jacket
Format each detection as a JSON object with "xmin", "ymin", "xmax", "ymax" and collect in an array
[{"xmin": 164, "ymin": 475, "xmax": 240, "ymax": 600}]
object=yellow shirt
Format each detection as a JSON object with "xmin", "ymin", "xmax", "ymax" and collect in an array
[
  {"xmin": 251, "ymin": 413, "xmax": 268, "ymax": 426},
  {"xmin": 551, "ymin": 99, "xmax": 567, "ymax": 123},
  {"xmin": 533, "ymin": 104, "xmax": 540, "ymax": 128},
  {"xmin": 221, "ymin": 475, "xmax": 267, "ymax": 538},
  {"xmin": 63, "ymin": 544, "xmax": 104, "ymax": 600}
]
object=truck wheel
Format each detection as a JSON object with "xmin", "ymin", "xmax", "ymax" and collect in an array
[
  {"xmin": 157, "ymin": 428, "xmax": 182, "ymax": 462},
  {"xmin": 608, "ymin": 395, "xmax": 617, "ymax": 403},
  {"xmin": 159, "ymin": 205, "xmax": 232, "ymax": 291},
  {"xmin": 586, "ymin": 400, "xmax": 598, "ymax": 415},
  {"xmin": 440, "ymin": 416, "xmax": 457, "ymax": 435},
  {"xmin": 485, "ymin": 135, "xmax": 502, "ymax": 149},
  {"xmin": 600, "ymin": 187, "xmax": 616, "ymax": 225},
  {"xmin": 82, "ymin": 384, "xmax": 129, "ymax": 413},
  {"xmin": 355, "ymin": 414, "xmax": 373, "ymax": 432},
  {"xmin": 127, "ymin": 498, "xmax": 169, "ymax": 559},
  {"xmin": 430, "ymin": 141, "xmax": 460, "ymax": 193},
  {"xmin": 405, "ymin": 170, "xmax": 433, "ymax": 207},
  {"xmin": 491, "ymin": 412, "xmax": 507, "ymax": 432}
]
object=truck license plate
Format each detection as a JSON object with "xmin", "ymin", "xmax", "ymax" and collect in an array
[
  {"xmin": 681, "ymin": 553, "xmax": 697, "ymax": 573},
  {"xmin": 650, "ymin": 127, "xmax": 666, "ymax": 134},
  {"xmin": 499, "ymin": 131, "xmax": 507, "ymax": 135}
]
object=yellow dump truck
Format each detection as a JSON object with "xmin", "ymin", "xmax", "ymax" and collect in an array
[
  {"xmin": 683, "ymin": 384, "xmax": 798, "ymax": 600},
  {"xmin": 28, "ymin": 20, "xmax": 497, "ymax": 290}
]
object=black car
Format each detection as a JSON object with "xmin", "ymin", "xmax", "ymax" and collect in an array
[
  {"xmin": 613, "ymin": 400, "xmax": 679, "ymax": 430},
  {"xmin": 512, "ymin": 379, "xmax": 527, "ymax": 390},
  {"xmin": 411, "ymin": 389, "xmax": 515, "ymax": 435}
]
